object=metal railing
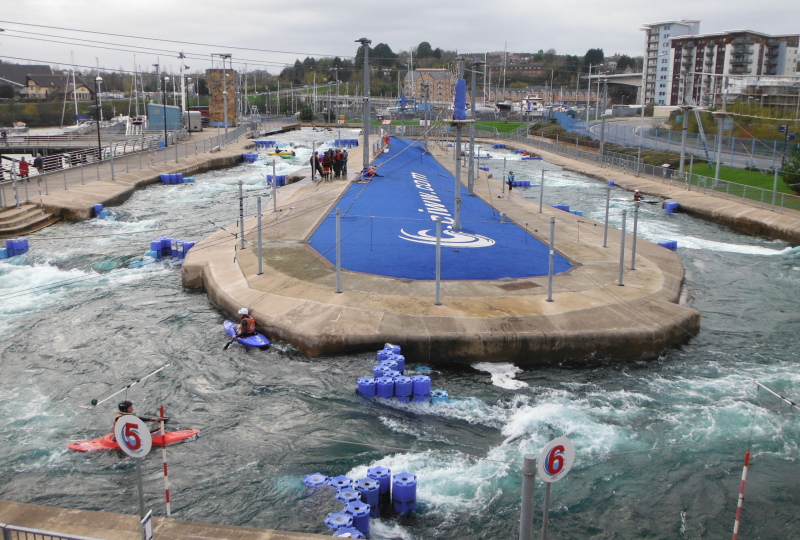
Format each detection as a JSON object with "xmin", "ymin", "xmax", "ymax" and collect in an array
[
  {"xmin": 502, "ymin": 131, "xmax": 800, "ymax": 214},
  {"xmin": 0, "ymin": 117, "xmax": 293, "ymax": 210},
  {"xmin": 0, "ymin": 523, "xmax": 103, "ymax": 540}
]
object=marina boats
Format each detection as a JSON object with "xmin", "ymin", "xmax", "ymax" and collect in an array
[
  {"xmin": 521, "ymin": 93, "xmax": 547, "ymax": 118},
  {"xmin": 1, "ymin": 122, "xmax": 29, "ymax": 134}
]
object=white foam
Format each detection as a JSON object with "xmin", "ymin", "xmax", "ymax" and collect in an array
[
  {"xmin": 678, "ymin": 236, "xmax": 795, "ymax": 255},
  {"xmin": 472, "ymin": 362, "xmax": 528, "ymax": 390}
]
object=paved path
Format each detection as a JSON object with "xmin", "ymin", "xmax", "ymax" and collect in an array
[{"xmin": 0, "ymin": 500, "xmax": 328, "ymax": 540}]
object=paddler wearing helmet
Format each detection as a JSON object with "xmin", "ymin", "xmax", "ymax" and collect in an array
[
  {"xmin": 237, "ymin": 307, "xmax": 257, "ymax": 337},
  {"xmin": 114, "ymin": 400, "xmax": 168, "ymax": 434}
]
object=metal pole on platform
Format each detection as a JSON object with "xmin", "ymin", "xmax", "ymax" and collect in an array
[
  {"xmin": 454, "ymin": 123, "xmax": 463, "ymax": 229},
  {"xmin": 541, "ymin": 433, "xmax": 554, "ymax": 540},
  {"xmin": 238, "ymin": 180, "xmax": 245, "ymax": 250},
  {"xmin": 311, "ymin": 141, "xmax": 316, "ymax": 182},
  {"xmin": 631, "ymin": 201, "xmax": 640, "ymax": 270},
  {"xmin": 539, "ymin": 170, "xmax": 544, "ymax": 213},
  {"xmin": 257, "ymin": 196, "xmax": 263, "ymax": 275},
  {"xmin": 356, "ymin": 37, "xmax": 372, "ymax": 171},
  {"xmin": 272, "ymin": 160, "xmax": 277, "ymax": 213},
  {"xmin": 434, "ymin": 216, "xmax": 442, "ymax": 306},
  {"xmin": 519, "ymin": 453, "xmax": 536, "ymax": 540},
  {"xmin": 602, "ymin": 185, "xmax": 611, "ymax": 247},
  {"xmin": 547, "ymin": 217, "xmax": 555, "ymax": 302},
  {"xmin": 135, "ymin": 458, "xmax": 146, "ymax": 519},
  {"xmin": 335, "ymin": 208, "xmax": 342, "ymax": 293},
  {"xmin": 618, "ymin": 208, "xmax": 627, "ymax": 286}
]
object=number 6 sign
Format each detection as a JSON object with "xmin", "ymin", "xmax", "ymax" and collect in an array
[
  {"xmin": 537, "ymin": 437, "xmax": 575, "ymax": 483},
  {"xmin": 113, "ymin": 415, "xmax": 152, "ymax": 458}
]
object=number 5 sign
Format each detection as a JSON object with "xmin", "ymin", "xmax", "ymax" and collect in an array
[
  {"xmin": 537, "ymin": 437, "xmax": 575, "ymax": 483},
  {"xmin": 114, "ymin": 415, "xmax": 153, "ymax": 458}
]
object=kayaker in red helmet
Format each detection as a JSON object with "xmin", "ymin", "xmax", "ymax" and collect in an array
[{"xmin": 237, "ymin": 308, "xmax": 257, "ymax": 337}]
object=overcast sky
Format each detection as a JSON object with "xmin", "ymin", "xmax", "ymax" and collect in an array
[{"xmin": 0, "ymin": 1, "xmax": 796, "ymax": 77}]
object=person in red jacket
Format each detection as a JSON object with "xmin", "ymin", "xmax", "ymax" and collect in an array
[
  {"xmin": 237, "ymin": 307, "xmax": 257, "ymax": 337},
  {"xmin": 18, "ymin": 157, "xmax": 29, "ymax": 179}
]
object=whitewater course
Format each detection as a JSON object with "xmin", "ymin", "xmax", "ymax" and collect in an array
[{"xmin": 1, "ymin": 123, "xmax": 799, "ymax": 539}]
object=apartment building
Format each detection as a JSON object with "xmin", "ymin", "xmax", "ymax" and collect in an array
[
  {"xmin": 669, "ymin": 30, "xmax": 799, "ymax": 107},
  {"xmin": 641, "ymin": 20, "xmax": 701, "ymax": 105}
]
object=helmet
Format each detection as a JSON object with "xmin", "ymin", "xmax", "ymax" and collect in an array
[
  {"xmin": 635, "ymin": 190, "xmax": 640, "ymax": 194},
  {"xmin": 238, "ymin": 307, "xmax": 249, "ymax": 316},
  {"xmin": 118, "ymin": 400, "xmax": 133, "ymax": 412}
]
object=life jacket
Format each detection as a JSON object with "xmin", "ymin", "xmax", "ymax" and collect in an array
[
  {"xmin": 321, "ymin": 153, "xmax": 331, "ymax": 165},
  {"xmin": 240, "ymin": 315, "xmax": 256, "ymax": 335}
]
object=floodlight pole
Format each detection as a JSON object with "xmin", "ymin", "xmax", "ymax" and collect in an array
[{"xmin": 356, "ymin": 37, "xmax": 372, "ymax": 171}]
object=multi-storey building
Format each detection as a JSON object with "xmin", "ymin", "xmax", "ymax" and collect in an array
[
  {"xmin": 403, "ymin": 69, "xmax": 455, "ymax": 105},
  {"xmin": 669, "ymin": 30, "xmax": 799, "ymax": 107},
  {"xmin": 641, "ymin": 20, "xmax": 701, "ymax": 105}
]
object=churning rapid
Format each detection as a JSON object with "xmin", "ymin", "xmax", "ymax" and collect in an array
[{"xmin": 1, "ymin": 128, "xmax": 798, "ymax": 539}]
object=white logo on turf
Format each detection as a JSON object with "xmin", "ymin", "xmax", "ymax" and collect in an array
[{"xmin": 399, "ymin": 228, "xmax": 495, "ymax": 247}]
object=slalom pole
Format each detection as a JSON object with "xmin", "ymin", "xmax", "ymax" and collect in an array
[
  {"xmin": 85, "ymin": 363, "xmax": 171, "ymax": 408},
  {"xmin": 160, "ymin": 404, "xmax": 171, "ymax": 517},
  {"xmin": 732, "ymin": 450, "xmax": 750, "ymax": 540}
]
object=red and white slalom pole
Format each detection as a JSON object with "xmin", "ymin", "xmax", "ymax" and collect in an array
[
  {"xmin": 160, "ymin": 404, "xmax": 171, "ymax": 517},
  {"xmin": 732, "ymin": 450, "xmax": 750, "ymax": 540}
]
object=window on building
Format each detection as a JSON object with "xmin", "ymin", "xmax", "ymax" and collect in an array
[{"xmin": 664, "ymin": 25, "xmax": 671, "ymax": 30}]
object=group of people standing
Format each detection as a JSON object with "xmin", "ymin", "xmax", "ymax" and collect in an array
[
  {"xmin": 0, "ymin": 154, "xmax": 44, "ymax": 181},
  {"xmin": 310, "ymin": 148, "xmax": 348, "ymax": 181}
]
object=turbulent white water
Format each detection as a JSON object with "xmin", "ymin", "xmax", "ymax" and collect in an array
[{"xmin": 1, "ymin": 129, "xmax": 798, "ymax": 539}]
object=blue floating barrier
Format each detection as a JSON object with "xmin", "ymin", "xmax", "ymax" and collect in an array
[
  {"xmin": 328, "ymin": 475, "xmax": 353, "ymax": 489},
  {"xmin": 389, "ymin": 354, "xmax": 405, "ymax": 373},
  {"xmin": 0, "ymin": 248, "xmax": 7, "ymax": 259},
  {"xmin": 411, "ymin": 375, "xmax": 431, "ymax": 396},
  {"xmin": 93, "ymin": 204, "xmax": 104, "ymax": 216},
  {"xmin": 479, "ymin": 166, "xmax": 490, "ymax": 172},
  {"xmin": 182, "ymin": 241, "xmax": 195, "ymax": 255},
  {"xmin": 379, "ymin": 359, "xmax": 398, "ymax": 372},
  {"xmin": 371, "ymin": 365, "xmax": 387, "ymax": 378},
  {"xmin": 336, "ymin": 488, "xmax": 361, "ymax": 503},
  {"xmin": 334, "ymin": 527, "xmax": 365, "ymax": 539},
  {"xmin": 325, "ymin": 512, "xmax": 353, "ymax": 531},
  {"xmin": 384, "ymin": 370, "xmax": 401, "ymax": 379},
  {"xmin": 145, "ymin": 249, "xmax": 160, "ymax": 260},
  {"xmin": 376, "ymin": 377, "xmax": 394, "ymax": 399},
  {"xmin": 658, "ymin": 240, "xmax": 678, "ymax": 251},
  {"xmin": 367, "ymin": 466, "xmax": 391, "ymax": 495},
  {"xmin": 551, "ymin": 204, "xmax": 570, "ymax": 212},
  {"xmin": 393, "ymin": 499, "xmax": 417, "ymax": 514},
  {"xmin": 358, "ymin": 377, "xmax": 376, "ymax": 397},
  {"xmin": 355, "ymin": 478, "xmax": 380, "ymax": 518},
  {"xmin": 149, "ymin": 240, "xmax": 162, "ymax": 256},
  {"xmin": 392, "ymin": 471, "xmax": 417, "ymax": 507},
  {"xmin": 394, "ymin": 376, "xmax": 413, "ymax": 397},
  {"xmin": 492, "ymin": 143, "xmax": 505, "ymax": 149},
  {"xmin": 431, "ymin": 389, "xmax": 449, "ymax": 404},
  {"xmin": 395, "ymin": 396, "xmax": 410, "ymax": 403},
  {"xmin": 304, "ymin": 473, "xmax": 329, "ymax": 487},
  {"xmin": 384, "ymin": 343, "xmax": 401, "ymax": 354},
  {"xmin": 608, "ymin": 181, "xmax": 615, "ymax": 186},
  {"xmin": 99, "ymin": 209, "xmax": 110, "ymax": 219},
  {"xmin": 571, "ymin": 210, "xmax": 583, "ymax": 216},
  {"xmin": 376, "ymin": 349, "xmax": 392, "ymax": 362},
  {"xmin": 344, "ymin": 501, "xmax": 370, "ymax": 538},
  {"xmin": 183, "ymin": 177, "xmax": 195, "ymax": 183},
  {"xmin": 665, "ymin": 201, "xmax": 680, "ymax": 214},
  {"xmin": 412, "ymin": 394, "xmax": 430, "ymax": 403}
]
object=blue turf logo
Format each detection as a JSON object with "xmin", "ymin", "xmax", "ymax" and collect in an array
[{"xmin": 400, "ymin": 172, "xmax": 496, "ymax": 248}]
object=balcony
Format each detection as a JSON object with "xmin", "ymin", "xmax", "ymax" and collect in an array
[
  {"xmin": 732, "ymin": 46, "xmax": 754, "ymax": 54},
  {"xmin": 730, "ymin": 58, "xmax": 753, "ymax": 65}
]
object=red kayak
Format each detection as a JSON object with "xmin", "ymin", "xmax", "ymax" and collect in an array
[{"xmin": 67, "ymin": 429, "xmax": 199, "ymax": 452}]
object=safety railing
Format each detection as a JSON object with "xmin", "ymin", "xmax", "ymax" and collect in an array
[
  {"xmin": 0, "ymin": 117, "xmax": 292, "ymax": 210},
  {"xmin": 0, "ymin": 522, "xmax": 104, "ymax": 540}
]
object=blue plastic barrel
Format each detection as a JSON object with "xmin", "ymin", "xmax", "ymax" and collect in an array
[
  {"xmin": 392, "ymin": 471, "xmax": 417, "ymax": 514},
  {"xmin": 355, "ymin": 478, "xmax": 380, "ymax": 518},
  {"xmin": 336, "ymin": 488, "xmax": 361, "ymax": 503},
  {"xmin": 431, "ymin": 389, "xmax": 449, "ymax": 404},
  {"xmin": 93, "ymin": 204, "xmax": 104, "ymax": 216},
  {"xmin": 665, "ymin": 201, "xmax": 679, "ymax": 214},
  {"xmin": 358, "ymin": 377, "xmax": 376, "ymax": 397},
  {"xmin": 394, "ymin": 376, "xmax": 413, "ymax": 397},
  {"xmin": 492, "ymin": 143, "xmax": 505, "ymax": 148},
  {"xmin": 159, "ymin": 173, "xmax": 169, "ymax": 183},
  {"xmin": 367, "ymin": 466, "xmax": 391, "ymax": 495},
  {"xmin": 344, "ymin": 501, "xmax": 370, "ymax": 538},
  {"xmin": 376, "ymin": 377, "xmax": 394, "ymax": 399},
  {"xmin": 372, "ymin": 366, "xmax": 386, "ymax": 378},
  {"xmin": 150, "ymin": 240, "xmax": 163, "ymax": 257},
  {"xmin": 334, "ymin": 527, "xmax": 365, "ymax": 538},
  {"xmin": 388, "ymin": 354, "xmax": 405, "ymax": 372},
  {"xmin": 145, "ymin": 250, "xmax": 159, "ymax": 259},
  {"xmin": 325, "ymin": 512, "xmax": 353, "ymax": 531},
  {"xmin": 571, "ymin": 210, "xmax": 583, "ymax": 216},
  {"xmin": 376, "ymin": 349, "xmax": 392, "ymax": 362},
  {"xmin": 328, "ymin": 475, "xmax": 353, "ymax": 489},
  {"xmin": 411, "ymin": 375, "xmax": 431, "ymax": 396},
  {"xmin": 393, "ymin": 499, "xmax": 417, "ymax": 515},
  {"xmin": 182, "ymin": 241, "xmax": 195, "ymax": 255},
  {"xmin": 304, "ymin": 473, "xmax": 329, "ymax": 487},
  {"xmin": 608, "ymin": 181, "xmax": 615, "ymax": 186},
  {"xmin": 384, "ymin": 343, "xmax": 401, "ymax": 354},
  {"xmin": 412, "ymin": 394, "xmax": 429, "ymax": 403},
  {"xmin": 99, "ymin": 210, "xmax": 110, "ymax": 219},
  {"xmin": 658, "ymin": 240, "xmax": 678, "ymax": 251},
  {"xmin": 379, "ymin": 359, "xmax": 398, "ymax": 372}
]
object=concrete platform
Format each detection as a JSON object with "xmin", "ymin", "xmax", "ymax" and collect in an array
[
  {"xmin": 0, "ymin": 500, "xmax": 329, "ymax": 540},
  {"xmin": 182, "ymin": 137, "xmax": 702, "ymax": 366}
]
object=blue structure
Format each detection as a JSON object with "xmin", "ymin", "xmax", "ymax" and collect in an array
[{"xmin": 147, "ymin": 103, "xmax": 183, "ymax": 131}]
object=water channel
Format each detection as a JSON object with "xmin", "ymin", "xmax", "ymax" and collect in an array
[{"xmin": 1, "ymin": 128, "xmax": 798, "ymax": 539}]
